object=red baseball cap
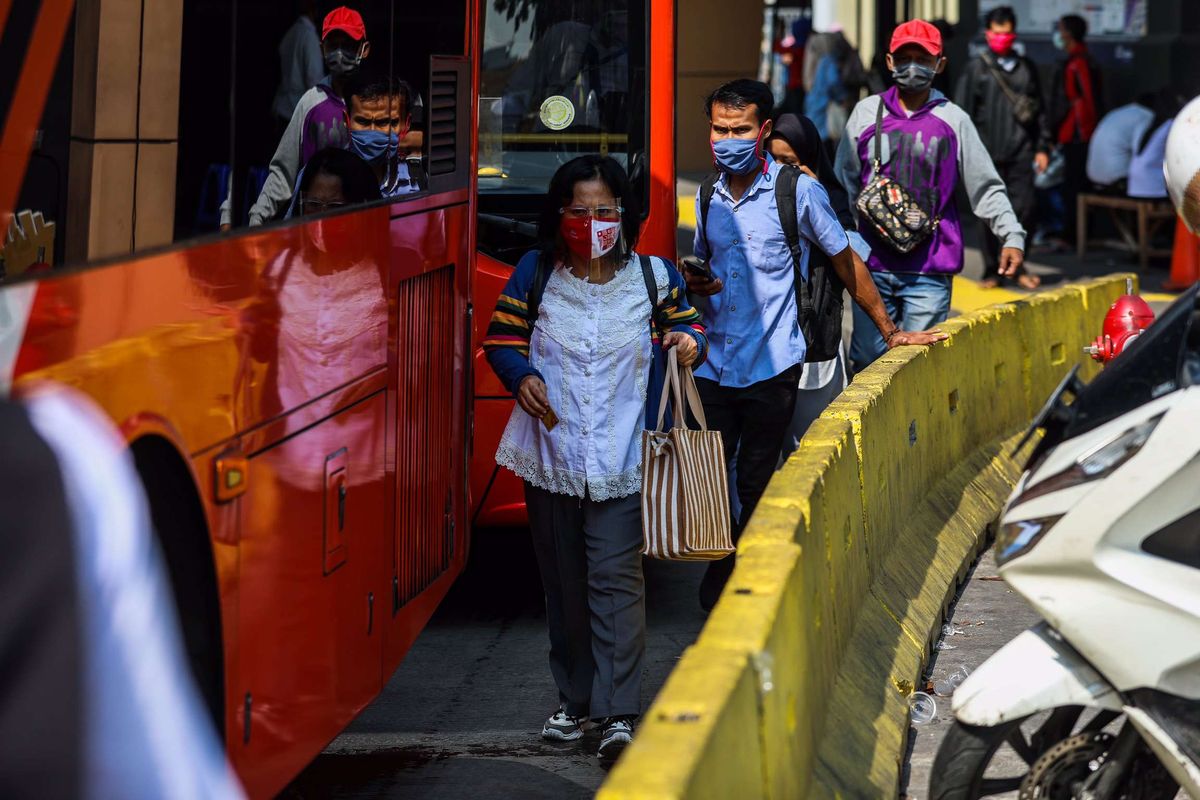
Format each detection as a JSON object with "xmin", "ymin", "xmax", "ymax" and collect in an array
[
  {"xmin": 323, "ymin": 7, "xmax": 366, "ymax": 41},
  {"xmin": 890, "ymin": 19, "xmax": 942, "ymax": 55}
]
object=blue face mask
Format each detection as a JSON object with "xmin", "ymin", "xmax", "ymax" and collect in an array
[
  {"xmin": 712, "ymin": 132, "xmax": 764, "ymax": 175},
  {"xmin": 350, "ymin": 129, "xmax": 398, "ymax": 163},
  {"xmin": 1052, "ymin": 30, "xmax": 1066, "ymax": 50},
  {"xmin": 892, "ymin": 61, "xmax": 937, "ymax": 92}
]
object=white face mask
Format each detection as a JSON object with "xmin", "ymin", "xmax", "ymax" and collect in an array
[{"xmin": 591, "ymin": 219, "xmax": 622, "ymax": 259}]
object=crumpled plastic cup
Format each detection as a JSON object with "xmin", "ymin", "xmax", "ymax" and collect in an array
[
  {"xmin": 908, "ymin": 691, "xmax": 937, "ymax": 724},
  {"xmin": 933, "ymin": 665, "xmax": 971, "ymax": 697}
]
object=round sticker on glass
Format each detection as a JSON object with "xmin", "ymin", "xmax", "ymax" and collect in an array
[{"xmin": 539, "ymin": 96, "xmax": 575, "ymax": 131}]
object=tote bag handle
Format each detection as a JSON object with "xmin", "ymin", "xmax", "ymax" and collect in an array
[{"xmin": 655, "ymin": 347, "xmax": 710, "ymax": 433}]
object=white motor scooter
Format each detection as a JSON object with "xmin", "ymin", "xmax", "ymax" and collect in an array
[{"xmin": 929, "ymin": 283, "xmax": 1200, "ymax": 800}]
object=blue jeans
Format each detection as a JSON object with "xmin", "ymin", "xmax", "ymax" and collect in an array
[{"xmin": 850, "ymin": 271, "xmax": 952, "ymax": 372}]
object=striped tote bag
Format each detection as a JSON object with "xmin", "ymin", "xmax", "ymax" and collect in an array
[{"xmin": 640, "ymin": 348, "xmax": 734, "ymax": 561}]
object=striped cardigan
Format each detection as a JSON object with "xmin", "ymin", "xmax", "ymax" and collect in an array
[{"xmin": 483, "ymin": 250, "xmax": 708, "ymax": 430}]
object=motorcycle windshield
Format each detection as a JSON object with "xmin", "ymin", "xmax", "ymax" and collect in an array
[{"xmin": 1063, "ymin": 283, "xmax": 1200, "ymax": 439}]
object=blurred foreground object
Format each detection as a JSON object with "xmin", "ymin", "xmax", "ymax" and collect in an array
[
  {"xmin": 6, "ymin": 385, "xmax": 245, "ymax": 800},
  {"xmin": 1165, "ymin": 95, "xmax": 1200, "ymax": 233}
]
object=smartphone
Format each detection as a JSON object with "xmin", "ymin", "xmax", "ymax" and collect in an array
[{"xmin": 680, "ymin": 255, "xmax": 714, "ymax": 282}]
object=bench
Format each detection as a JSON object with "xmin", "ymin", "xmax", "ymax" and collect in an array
[{"xmin": 1077, "ymin": 193, "xmax": 1175, "ymax": 271}]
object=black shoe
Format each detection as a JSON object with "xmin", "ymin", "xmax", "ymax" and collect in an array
[
  {"xmin": 597, "ymin": 716, "xmax": 636, "ymax": 763},
  {"xmin": 699, "ymin": 554, "xmax": 735, "ymax": 612}
]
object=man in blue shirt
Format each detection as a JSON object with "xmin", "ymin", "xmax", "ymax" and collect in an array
[{"xmin": 687, "ymin": 80, "xmax": 943, "ymax": 610}]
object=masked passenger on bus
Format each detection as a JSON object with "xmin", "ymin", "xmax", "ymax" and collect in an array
[
  {"xmin": 482, "ymin": 155, "xmax": 708, "ymax": 763},
  {"xmin": 345, "ymin": 72, "xmax": 428, "ymax": 197},
  {"xmin": 225, "ymin": 6, "xmax": 369, "ymax": 230}
]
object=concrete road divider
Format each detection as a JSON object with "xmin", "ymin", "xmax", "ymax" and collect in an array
[{"xmin": 598, "ymin": 275, "xmax": 1133, "ymax": 799}]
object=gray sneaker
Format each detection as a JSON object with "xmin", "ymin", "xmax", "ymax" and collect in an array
[
  {"xmin": 542, "ymin": 707, "xmax": 591, "ymax": 741},
  {"xmin": 597, "ymin": 716, "xmax": 635, "ymax": 762}
]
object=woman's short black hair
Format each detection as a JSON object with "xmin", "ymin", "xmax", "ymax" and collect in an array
[
  {"xmin": 537, "ymin": 155, "xmax": 640, "ymax": 262},
  {"xmin": 984, "ymin": 6, "xmax": 1016, "ymax": 28},
  {"xmin": 300, "ymin": 147, "xmax": 382, "ymax": 207}
]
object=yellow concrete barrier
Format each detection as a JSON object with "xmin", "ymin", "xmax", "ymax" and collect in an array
[{"xmin": 599, "ymin": 274, "xmax": 1134, "ymax": 799}]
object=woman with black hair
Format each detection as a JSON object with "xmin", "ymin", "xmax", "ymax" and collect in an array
[{"xmin": 483, "ymin": 155, "xmax": 707, "ymax": 762}]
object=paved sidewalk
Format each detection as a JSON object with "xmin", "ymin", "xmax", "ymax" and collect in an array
[{"xmin": 900, "ymin": 548, "xmax": 1042, "ymax": 799}]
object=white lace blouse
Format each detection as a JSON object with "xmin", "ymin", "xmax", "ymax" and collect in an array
[{"xmin": 495, "ymin": 255, "xmax": 670, "ymax": 500}]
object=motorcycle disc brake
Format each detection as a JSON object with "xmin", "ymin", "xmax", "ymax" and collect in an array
[{"xmin": 1018, "ymin": 731, "xmax": 1114, "ymax": 800}]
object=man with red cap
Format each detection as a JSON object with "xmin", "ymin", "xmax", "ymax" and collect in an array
[
  {"xmin": 836, "ymin": 19, "xmax": 1026, "ymax": 370},
  {"xmin": 244, "ymin": 6, "xmax": 371, "ymax": 227}
]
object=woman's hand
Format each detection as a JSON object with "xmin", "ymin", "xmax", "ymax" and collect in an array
[
  {"xmin": 516, "ymin": 376, "xmax": 550, "ymax": 418},
  {"xmin": 663, "ymin": 331, "xmax": 699, "ymax": 367},
  {"xmin": 797, "ymin": 164, "xmax": 817, "ymax": 180}
]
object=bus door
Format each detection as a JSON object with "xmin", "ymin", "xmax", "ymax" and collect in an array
[{"xmin": 470, "ymin": 0, "xmax": 673, "ymax": 527}]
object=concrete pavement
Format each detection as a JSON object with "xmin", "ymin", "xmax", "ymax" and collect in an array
[{"xmin": 281, "ymin": 528, "xmax": 708, "ymax": 798}]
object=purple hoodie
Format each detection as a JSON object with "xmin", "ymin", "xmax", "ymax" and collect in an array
[{"xmin": 834, "ymin": 87, "xmax": 1025, "ymax": 275}]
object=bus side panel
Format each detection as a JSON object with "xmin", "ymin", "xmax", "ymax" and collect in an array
[{"xmin": 381, "ymin": 200, "xmax": 473, "ymax": 678}]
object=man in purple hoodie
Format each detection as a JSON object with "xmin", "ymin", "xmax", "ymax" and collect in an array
[{"xmin": 836, "ymin": 19, "xmax": 1025, "ymax": 370}]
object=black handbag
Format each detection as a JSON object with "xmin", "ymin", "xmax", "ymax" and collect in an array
[
  {"xmin": 855, "ymin": 98, "xmax": 939, "ymax": 254},
  {"xmin": 979, "ymin": 52, "xmax": 1038, "ymax": 127}
]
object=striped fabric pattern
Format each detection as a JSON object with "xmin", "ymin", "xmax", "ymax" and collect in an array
[
  {"xmin": 482, "ymin": 292, "xmax": 534, "ymax": 355},
  {"xmin": 640, "ymin": 357, "xmax": 733, "ymax": 561}
]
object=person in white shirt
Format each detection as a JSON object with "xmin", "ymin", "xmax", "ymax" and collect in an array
[
  {"xmin": 483, "ymin": 156, "xmax": 707, "ymax": 764},
  {"xmin": 271, "ymin": 1, "xmax": 325, "ymax": 130},
  {"xmin": 1085, "ymin": 95, "xmax": 1154, "ymax": 191}
]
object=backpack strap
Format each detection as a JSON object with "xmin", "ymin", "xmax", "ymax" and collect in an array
[
  {"xmin": 526, "ymin": 251, "xmax": 553, "ymax": 324},
  {"xmin": 698, "ymin": 173, "xmax": 719, "ymax": 253},
  {"xmin": 773, "ymin": 165, "xmax": 810, "ymax": 322},
  {"xmin": 638, "ymin": 254, "xmax": 659, "ymax": 309}
]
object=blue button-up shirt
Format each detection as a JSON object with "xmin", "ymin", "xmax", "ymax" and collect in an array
[{"xmin": 693, "ymin": 154, "xmax": 850, "ymax": 388}]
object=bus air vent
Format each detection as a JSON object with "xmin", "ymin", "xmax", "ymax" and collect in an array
[{"xmin": 429, "ymin": 68, "xmax": 457, "ymax": 176}]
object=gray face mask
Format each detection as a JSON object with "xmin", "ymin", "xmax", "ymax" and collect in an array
[
  {"xmin": 324, "ymin": 47, "xmax": 362, "ymax": 77},
  {"xmin": 892, "ymin": 62, "xmax": 937, "ymax": 92}
]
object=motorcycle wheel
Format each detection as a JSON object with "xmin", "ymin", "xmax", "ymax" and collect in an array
[{"xmin": 928, "ymin": 709, "xmax": 1177, "ymax": 800}]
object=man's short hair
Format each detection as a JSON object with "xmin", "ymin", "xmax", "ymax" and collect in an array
[
  {"xmin": 344, "ymin": 71, "xmax": 412, "ymax": 112},
  {"xmin": 984, "ymin": 6, "xmax": 1017, "ymax": 28},
  {"xmin": 1060, "ymin": 14, "xmax": 1087, "ymax": 42},
  {"xmin": 705, "ymin": 80, "xmax": 774, "ymax": 125}
]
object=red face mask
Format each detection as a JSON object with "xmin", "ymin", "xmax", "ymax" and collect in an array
[
  {"xmin": 560, "ymin": 216, "xmax": 622, "ymax": 260},
  {"xmin": 986, "ymin": 30, "xmax": 1017, "ymax": 55}
]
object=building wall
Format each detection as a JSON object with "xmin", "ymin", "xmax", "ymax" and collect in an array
[
  {"xmin": 66, "ymin": 0, "xmax": 182, "ymax": 263},
  {"xmin": 675, "ymin": 0, "xmax": 765, "ymax": 175}
]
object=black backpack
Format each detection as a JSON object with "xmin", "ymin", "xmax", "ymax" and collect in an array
[{"xmin": 699, "ymin": 166, "xmax": 845, "ymax": 363}]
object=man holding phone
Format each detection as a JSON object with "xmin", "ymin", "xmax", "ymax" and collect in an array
[{"xmin": 686, "ymin": 79, "xmax": 944, "ymax": 611}]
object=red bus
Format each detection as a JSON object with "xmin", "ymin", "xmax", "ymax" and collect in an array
[{"xmin": 0, "ymin": 0, "xmax": 672, "ymax": 795}]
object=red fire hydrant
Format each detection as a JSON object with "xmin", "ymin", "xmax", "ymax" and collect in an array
[{"xmin": 1085, "ymin": 278, "xmax": 1155, "ymax": 364}]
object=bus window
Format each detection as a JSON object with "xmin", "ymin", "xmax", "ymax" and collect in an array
[
  {"xmin": 225, "ymin": 1, "xmax": 468, "ymax": 231},
  {"xmin": 477, "ymin": 0, "xmax": 647, "ymax": 261},
  {"xmin": 0, "ymin": 2, "xmax": 231, "ymax": 277}
]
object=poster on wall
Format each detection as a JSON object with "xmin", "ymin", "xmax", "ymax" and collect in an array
[{"xmin": 979, "ymin": 0, "xmax": 1147, "ymax": 36}]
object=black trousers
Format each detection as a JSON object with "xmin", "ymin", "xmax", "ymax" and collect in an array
[
  {"xmin": 696, "ymin": 365, "xmax": 802, "ymax": 540},
  {"xmin": 981, "ymin": 154, "xmax": 1036, "ymax": 279}
]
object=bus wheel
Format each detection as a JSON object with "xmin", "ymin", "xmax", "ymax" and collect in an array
[{"xmin": 130, "ymin": 436, "xmax": 225, "ymax": 739}]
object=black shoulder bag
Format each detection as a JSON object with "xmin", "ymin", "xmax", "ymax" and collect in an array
[{"xmin": 855, "ymin": 98, "xmax": 939, "ymax": 254}]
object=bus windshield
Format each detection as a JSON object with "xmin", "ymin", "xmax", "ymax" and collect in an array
[{"xmin": 478, "ymin": 0, "xmax": 647, "ymax": 195}]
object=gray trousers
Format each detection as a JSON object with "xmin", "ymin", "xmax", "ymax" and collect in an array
[{"xmin": 524, "ymin": 483, "xmax": 645, "ymax": 719}]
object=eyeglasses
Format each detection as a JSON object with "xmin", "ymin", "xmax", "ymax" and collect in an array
[
  {"xmin": 300, "ymin": 195, "xmax": 347, "ymax": 215},
  {"xmin": 560, "ymin": 205, "xmax": 623, "ymax": 221}
]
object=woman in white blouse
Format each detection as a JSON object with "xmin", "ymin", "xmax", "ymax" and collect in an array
[{"xmin": 483, "ymin": 156, "xmax": 708, "ymax": 762}]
